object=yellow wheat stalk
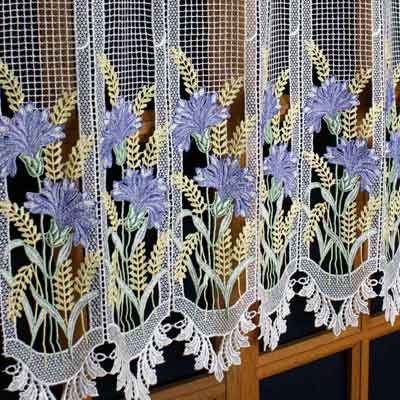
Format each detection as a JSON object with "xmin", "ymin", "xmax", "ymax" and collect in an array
[
  {"xmin": 348, "ymin": 68, "xmax": 372, "ymax": 95},
  {"xmin": 143, "ymin": 124, "xmax": 168, "ymax": 167},
  {"xmin": 342, "ymin": 107, "xmax": 358, "ymax": 140},
  {"xmin": 43, "ymin": 141, "xmax": 64, "ymax": 181},
  {"xmin": 175, "ymin": 233, "xmax": 200, "ymax": 282},
  {"xmin": 271, "ymin": 113, "xmax": 281, "ymax": 143},
  {"xmin": 126, "ymin": 134, "xmax": 141, "ymax": 170},
  {"xmin": 359, "ymin": 196, "xmax": 381, "ymax": 233},
  {"xmin": 304, "ymin": 203, "xmax": 327, "ymax": 244},
  {"xmin": 133, "ymin": 85, "xmax": 155, "ymax": 117},
  {"xmin": 101, "ymin": 192, "xmax": 120, "ymax": 232},
  {"xmin": 0, "ymin": 201, "xmax": 40, "ymax": 246},
  {"xmin": 275, "ymin": 69, "xmax": 289, "ymax": 97},
  {"xmin": 129, "ymin": 241, "xmax": 147, "ymax": 296},
  {"xmin": 75, "ymin": 251, "xmax": 101, "ymax": 296},
  {"xmin": 7, "ymin": 265, "xmax": 33, "ymax": 323},
  {"xmin": 280, "ymin": 103, "xmax": 300, "ymax": 144},
  {"xmin": 272, "ymin": 210, "xmax": 285, "ymax": 254},
  {"xmin": 260, "ymin": 180, "xmax": 268, "ymax": 203},
  {"xmin": 173, "ymin": 174, "xmax": 207, "ymax": 215},
  {"xmin": 304, "ymin": 151, "xmax": 335, "ymax": 189},
  {"xmin": 387, "ymin": 192, "xmax": 400, "ymax": 234},
  {"xmin": 148, "ymin": 232, "xmax": 169, "ymax": 275},
  {"xmin": 211, "ymin": 122, "xmax": 229, "ymax": 157},
  {"xmin": 109, "ymin": 250, "xmax": 120, "ymax": 308},
  {"xmin": 232, "ymin": 224, "xmax": 253, "ymax": 265},
  {"xmin": 305, "ymin": 40, "xmax": 330, "ymax": 82},
  {"xmin": 218, "ymin": 76, "xmax": 243, "ymax": 107},
  {"xmin": 50, "ymin": 91, "xmax": 77, "ymax": 125},
  {"xmin": 170, "ymin": 47, "xmax": 198, "ymax": 95},
  {"xmin": 215, "ymin": 228, "xmax": 232, "ymax": 281},
  {"xmin": 359, "ymin": 103, "xmax": 382, "ymax": 138},
  {"xmin": 0, "ymin": 61, "xmax": 24, "ymax": 112},
  {"xmin": 229, "ymin": 116, "xmax": 256, "ymax": 157},
  {"xmin": 282, "ymin": 200, "xmax": 301, "ymax": 238},
  {"xmin": 97, "ymin": 54, "xmax": 119, "ymax": 106},
  {"xmin": 54, "ymin": 260, "xmax": 75, "ymax": 321},
  {"xmin": 341, "ymin": 201, "xmax": 357, "ymax": 246},
  {"xmin": 65, "ymin": 135, "xmax": 93, "ymax": 180}
]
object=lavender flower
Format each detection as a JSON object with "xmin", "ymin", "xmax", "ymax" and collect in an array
[
  {"xmin": 194, "ymin": 156, "xmax": 255, "ymax": 217},
  {"xmin": 111, "ymin": 168, "xmax": 167, "ymax": 229},
  {"xmin": 261, "ymin": 82, "xmax": 280, "ymax": 133},
  {"xmin": 0, "ymin": 102, "xmax": 64, "ymax": 177},
  {"xmin": 25, "ymin": 179, "xmax": 95, "ymax": 248},
  {"xmin": 263, "ymin": 144, "xmax": 297, "ymax": 196},
  {"xmin": 324, "ymin": 139, "xmax": 379, "ymax": 192},
  {"xmin": 101, "ymin": 97, "xmax": 143, "ymax": 168},
  {"xmin": 304, "ymin": 77, "xmax": 359, "ymax": 134},
  {"xmin": 386, "ymin": 132, "xmax": 400, "ymax": 177},
  {"xmin": 171, "ymin": 88, "xmax": 230, "ymax": 152}
]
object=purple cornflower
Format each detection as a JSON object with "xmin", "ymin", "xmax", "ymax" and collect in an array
[
  {"xmin": 263, "ymin": 144, "xmax": 297, "ymax": 196},
  {"xmin": 0, "ymin": 102, "xmax": 64, "ymax": 177},
  {"xmin": 325, "ymin": 139, "xmax": 379, "ymax": 192},
  {"xmin": 111, "ymin": 168, "xmax": 167, "ymax": 229},
  {"xmin": 261, "ymin": 82, "xmax": 280, "ymax": 133},
  {"xmin": 304, "ymin": 77, "xmax": 359, "ymax": 134},
  {"xmin": 101, "ymin": 97, "xmax": 143, "ymax": 168},
  {"xmin": 171, "ymin": 88, "xmax": 230, "ymax": 152},
  {"xmin": 25, "ymin": 179, "xmax": 95, "ymax": 248},
  {"xmin": 387, "ymin": 131, "xmax": 400, "ymax": 177},
  {"xmin": 194, "ymin": 156, "xmax": 255, "ymax": 217}
]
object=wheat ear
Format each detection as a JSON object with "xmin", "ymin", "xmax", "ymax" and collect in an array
[
  {"xmin": 173, "ymin": 174, "xmax": 207, "ymax": 215},
  {"xmin": 54, "ymin": 260, "xmax": 75, "ymax": 321},
  {"xmin": 129, "ymin": 241, "xmax": 147, "ymax": 297},
  {"xmin": 8, "ymin": 265, "xmax": 33, "ymax": 323},
  {"xmin": 50, "ymin": 91, "xmax": 77, "ymax": 125},
  {"xmin": 305, "ymin": 40, "xmax": 330, "ymax": 82},
  {"xmin": 304, "ymin": 151, "xmax": 335, "ymax": 189},
  {"xmin": 101, "ymin": 192, "xmax": 120, "ymax": 232},
  {"xmin": 75, "ymin": 251, "xmax": 101, "ymax": 296},
  {"xmin": 304, "ymin": 203, "xmax": 327, "ymax": 244},
  {"xmin": 0, "ymin": 201, "xmax": 40, "ymax": 246},
  {"xmin": 97, "ymin": 54, "xmax": 119, "ymax": 106},
  {"xmin": 65, "ymin": 135, "xmax": 94, "ymax": 180},
  {"xmin": 218, "ymin": 76, "xmax": 243, "ymax": 107},
  {"xmin": 142, "ymin": 124, "xmax": 168, "ymax": 167},
  {"xmin": 133, "ymin": 85, "xmax": 155, "ymax": 117},
  {"xmin": 148, "ymin": 232, "xmax": 169, "ymax": 275},
  {"xmin": 229, "ymin": 116, "xmax": 256, "ymax": 157},
  {"xmin": 341, "ymin": 202, "xmax": 357, "ymax": 246},
  {"xmin": 175, "ymin": 233, "xmax": 200, "ymax": 282},
  {"xmin": 170, "ymin": 47, "xmax": 198, "ymax": 95},
  {"xmin": 43, "ymin": 141, "xmax": 64, "ymax": 181},
  {"xmin": 0, "ymin": 61, "xmax": 24, "ymax": 112}
]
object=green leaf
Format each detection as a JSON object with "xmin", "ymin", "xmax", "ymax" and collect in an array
[
  {"xmin": 308, "ymin": 182, "xmax": 336, "ymax": 213},
  {"xmin": 30, "ymin": 285, "xmax": 67, "ymax": 335},
  {"xmin": 218, "ymin": 208, "xmax": 233, "ymax": 241},
  {"xmin": 139, "ymin": 270, "xmax": 167, "ymax": 322},
  {"xmin": 67, "ymin": 290, "xmax": 98, "ymax": 348},
  {"xmin": 176, "ymin": 210, "xmax": 211, "ymax": 244},
  {"xmin": 24, "ymin": 245, "xmax": 49, "ymax": 279},
  {"xmin": 55, "ymin": 235, "xmax": 73, "ymax": 275}
]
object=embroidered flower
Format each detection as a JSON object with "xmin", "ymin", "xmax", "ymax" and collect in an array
[
  {"xmin": 194, "ymin": 156, "xmax": 255, "ymax": 217},
  {"xmin": 101, "ymin": 97, "xmax": 143, "ymax": 168},
  {"xmin": 386, "ymin": 131, "xmax": 400, "ymax": 177},
  {"xmin": 325, "ymin": 139, "xmax": 379, "ymax": 192},
  {"xmin": 263, "ymin": 144, "xmax": 297, "ymax": 196},
  {"xmin": 25, "ymin": 179, "xmax": 95, "ymax": 247},
  {"xmin": 385, "ymin": 73, "xmax": 395, "ymax": 115},
  {"xmin": 0, "ymin": 102, "xmax": 64, "ymax": 177},
  {"xmin": 171, "ymin": 88, "xmax": 230, "ymax": 152},
  {"xmin": 111, "ymin": 168, "xmax": 167, "ymax": 229},
  {"xmin": 261, "ymin": 82, "xmax": 280, "ymax": 133},
  {"xmin": 304, "ymin": 77, "xmax": 359, "ymax": 134}
]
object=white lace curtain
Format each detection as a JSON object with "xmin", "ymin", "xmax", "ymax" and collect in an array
[{"xmin": 0, "ymin": 0, "xmax": 398, "ymax": 398}]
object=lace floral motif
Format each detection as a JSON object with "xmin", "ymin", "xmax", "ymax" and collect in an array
[{"xmin": 0, "ymin": 61, "xmax": 99, "ymax": 356}]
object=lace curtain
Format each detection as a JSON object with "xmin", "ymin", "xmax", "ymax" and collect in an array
[{"xmin": 0, "ymin": 0, "xmax": 397, "ymax": 398}]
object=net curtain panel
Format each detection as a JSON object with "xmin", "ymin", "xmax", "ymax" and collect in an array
[{"xmin": 0, "ymin": 0, "xmax": 398, "ymax": 398}]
